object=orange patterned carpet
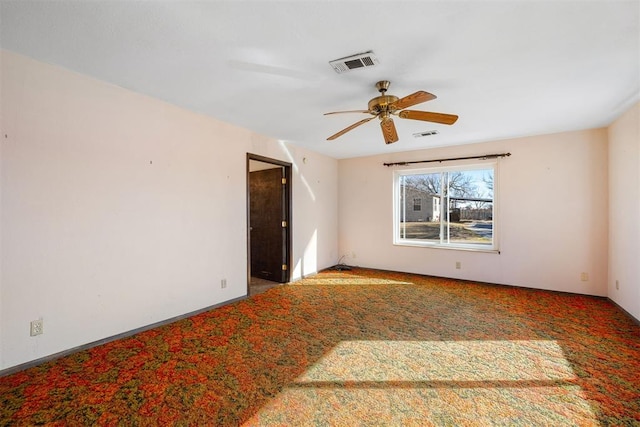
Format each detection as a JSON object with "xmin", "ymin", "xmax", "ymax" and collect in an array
[{"xmin": 1, "ymin": 268, "xmax": 639, "ymax": 425}]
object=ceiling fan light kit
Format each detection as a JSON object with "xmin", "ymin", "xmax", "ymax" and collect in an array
[{"xmin": 325, "ymin": 80, "xmax": 459, "ymax": 145}]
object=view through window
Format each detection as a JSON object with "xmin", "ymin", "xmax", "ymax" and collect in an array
[{"xmin": 395, "ymin": 163, "xmax": 496, "ymax": 250}]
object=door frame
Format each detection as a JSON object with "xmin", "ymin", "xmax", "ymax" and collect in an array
[{"xmin": 246, "ymin": 153, "xmax": 292, "ymax": 291}]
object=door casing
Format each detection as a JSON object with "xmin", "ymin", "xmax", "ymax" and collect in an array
[{"xmin": 246, "ymin": 153, "xmax": 292, "ymax": 292}]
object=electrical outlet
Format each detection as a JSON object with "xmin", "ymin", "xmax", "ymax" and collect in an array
[
  {"xmin": 455, "ymin": 261, "xmax": 461, "ymax": 270},
  {"xmin": 30, "ymin": 319, "xmax": 43, "ymax": 336},
  {"xmin": 616, "ymin": 280, "xmax": 619, "ymax": 290},
  {"xmin": 221, "ymin": 279, "xmax": 227, "ymax": 289},
  {"xmin": 580, "ymin": 272, "xmax": 589, "ymax": 282},
  {"xmin": 351, "ymin": 251, "xmax": 357, "ymax": 259}
]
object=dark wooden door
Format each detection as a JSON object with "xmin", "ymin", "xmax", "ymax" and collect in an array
[{"xmin": 250, "ymin": 167, "xmax": 286, "ymax": 282}]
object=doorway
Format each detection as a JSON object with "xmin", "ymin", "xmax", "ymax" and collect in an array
[{"xmin": 247, "ymin": 154, "xmax": 291, "ymax": 295}]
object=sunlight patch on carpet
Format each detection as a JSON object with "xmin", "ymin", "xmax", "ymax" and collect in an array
[
  {"xmin": 295, "ymin": 277, "xmax": 414, "ymax": 286},
  {"xmin": 244, "ymin": 340, "xmax": 599, "ymax": 426},
  {"xmin": 296, "ymin": 340, "xmax": 576, "ymax": 382},
  {"xmin": 244, "ymin": 386, "xmax": 597, "ymax": 426}
]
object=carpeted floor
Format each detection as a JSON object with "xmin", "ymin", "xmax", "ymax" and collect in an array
[
  {"xmin": 1, "ymin": 268, "xmax": 639, "ymax": 425},
  {"xmin": 249, "ymin": 277, "xmax": 281, "ymax": 296}
]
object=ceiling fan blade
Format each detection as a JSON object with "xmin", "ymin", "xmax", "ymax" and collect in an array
[
  {"xmin": 324, "ymin": 110, "xmax": 371, "ymax": 115},
  {"xmin": 380, "ymin": 117, "xmax": 399, "ymax": 144},
  {"xmin": 327, "ymin": 116, "xmax": 376, "ymax": 140},
  {"xmin": 390, "ymin": 91, "xmax": 437, "ymax": 110},
  {"xmin": 398, "ymin": 110, "xmax": 459, "ymax": 125}
]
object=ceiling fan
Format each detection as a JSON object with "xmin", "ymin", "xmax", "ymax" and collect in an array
[{"xmin": 325, "ymin": 80, "xmax": 458, "ymax": 144}]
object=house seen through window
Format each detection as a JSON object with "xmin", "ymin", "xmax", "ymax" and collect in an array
[{"xmin": 394, "ymin": 163, "xmax": 497, "ymax": 251}]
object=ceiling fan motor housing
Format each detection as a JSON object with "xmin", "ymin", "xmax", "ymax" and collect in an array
[{"xmin": 368, "ymin": 95, "xmax": 399, "ymax": 114}]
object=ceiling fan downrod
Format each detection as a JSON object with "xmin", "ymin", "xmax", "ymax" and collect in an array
[{"xmin": 369, "ymin": 81, "xmax": 399, "ymax": 115}]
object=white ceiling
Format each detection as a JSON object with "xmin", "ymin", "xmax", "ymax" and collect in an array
[{"xmin": 1, "ymin": 1, "xmax": 638, "ymax": 159}]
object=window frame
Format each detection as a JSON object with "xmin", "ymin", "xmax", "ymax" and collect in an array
[{"xmin": 393, "ymin": 161, "xmax": 499, "ymax": 252}]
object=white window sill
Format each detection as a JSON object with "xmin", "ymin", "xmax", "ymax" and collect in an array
[{"xmin": 394, "ymin": 241, "xmax": 500, "ymax": 254}]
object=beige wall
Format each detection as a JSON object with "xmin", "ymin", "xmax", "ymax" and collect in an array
[
  {"xmin": 0, "ymin": 50, "xmax": 338, "ymax": 369},
  {"xmin": 339, "ymin": 128, "xmax": 609, "ymax": 296},
  {"xmin": 608, "ymin": 102, "xmax": 640, "ymax": 320}
]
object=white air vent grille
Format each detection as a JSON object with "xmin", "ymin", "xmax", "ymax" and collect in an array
[
  {"xmin": 329, "ymin": 51, "xmax": 379, "ymax": 74},
  {"xmin": 413, "ymin": 130, "xmax": 439, "ymax": 138}
]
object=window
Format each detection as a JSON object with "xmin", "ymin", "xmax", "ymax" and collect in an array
[{"xmin": 394, "ymin": 162, "xmax": 497, "ymax": 251}]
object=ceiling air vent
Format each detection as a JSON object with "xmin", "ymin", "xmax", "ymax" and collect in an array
[
  {"xmin": 329, "ymin": 51, "xmax": 379, "ymax": 74},
  {"xmin": 413, "ymin": 130, "xmax": 439, "ymax": 138}
]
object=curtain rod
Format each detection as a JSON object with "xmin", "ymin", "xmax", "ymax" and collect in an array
[{"xmin": 383, "ymin": 152, "xmax": 511, "ymax": 167}]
